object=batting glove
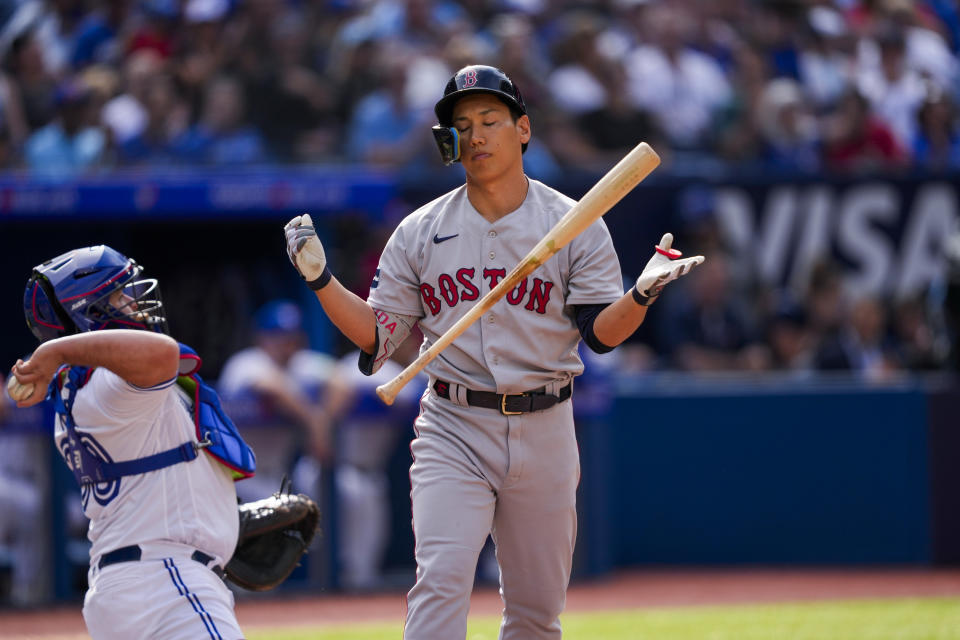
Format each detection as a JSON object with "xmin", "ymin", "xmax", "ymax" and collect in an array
[
  {"xmin": 284, "ymin": 214, "xmax": 332, "ymax": 290},
  {"xmin": 633, "ymin": 233, "xmax": 704, "ymax": 306}
]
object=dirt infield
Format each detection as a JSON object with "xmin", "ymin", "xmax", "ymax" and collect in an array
[{"xmin": 2, "ymin": 567, "xmax": 960, "ymax": 637}]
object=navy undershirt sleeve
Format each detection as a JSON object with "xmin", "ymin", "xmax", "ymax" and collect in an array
[
  {"xmin": 576, "ymin": 303, "xmax": 615, "ymax": 354},
  {"xmin": 357, "ymin": 331, "xmax": 380, "ymax": 375}
]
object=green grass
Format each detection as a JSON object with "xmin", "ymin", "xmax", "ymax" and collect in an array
[{"xmin": 246, "ymin": 598, "xmax": 960, "ymax": 640}]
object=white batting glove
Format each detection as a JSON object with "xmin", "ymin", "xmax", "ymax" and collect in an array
[
  {"xmin": 633, "ymin": 233, "xmax": 704, "ymax": 306},
  {"xmin": 284, "ymin": 214, "xmax": 331, "ymax": 290}
]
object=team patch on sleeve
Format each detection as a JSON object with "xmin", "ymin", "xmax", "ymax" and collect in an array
[{"xmin": 370, "ymin": 267, "xmax": 381, "ymax": 290}]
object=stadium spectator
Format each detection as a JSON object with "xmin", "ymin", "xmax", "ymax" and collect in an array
[
  {"xmin": 100, "ymin": 48, "xmax": 163, "ymax": 149},
  {"xmin": 24, "ymin": 78, "xmax": 106, "ymax": 174},
  {"xmin": 0, "ymin": 374, "xmax": 49, "ymax": 607},
  {"xmin": 763, "ymin": 291, "xmax": 815, "ymax": 375},
  {"xmin": 624, "ymin": 3, "xmax": 732, "ymax": 153},
  {"xmin": 126, "ymin": 0, "xmax": 179, "ymax": 60},
  {"xmin": 171, "ymin": 73, "xmax": 268, "ymax": 165},
  {"xmin": 218, "ymin": 299, "xmax": 336, "ymax": 501},
  {"xmin": 889, "ymin": 295, "xmax": 947, "ymax": 370},
  {"xmin": 660, "ymin": 254, "xmax": 767, "ymax": 372},
  {"xmin": 70, "ymin": 0, "xmax": 131, "ymax": 70},
  {"xmin": 343, "ymin": 45, "xmax": 436, "ymax": 170},
  {"xmin": 813, "ymin": 295, "xmax": 901, "ymax": 380},
  {"xmin": 798, "ymin": 5, "xmax": 856, "ymax": 111},
  {"xmin": 5, "ymin": 27, "xmax": 59, "ymax": 132},
  {"xmin": 542, "ymin": 10, "xmax": 660, "ymax": 173},
  {"xmin": 322, "ymin": 336, "xmax": 423, "ymax": 591},
  {"xmin": 243, "ymin": 10, "xmax": 339, "ymax": 162},
  {"xmin": 855, "ymin": 20, "xmax": 928, "ymax": 152},
  {"xmin": 31, "ymin": 0, "xmax": 82, "ymax": 75},
  {"xmin": 715, "ymin": 39, "xmax": 770, "ymax": 168},
  {"xmin": 115, "ymin": 68, "xmax": 189, "ymax": 165},
  {"xmin": 756, "ymin": 77, "xmax": 821, "ymax": 173},
  {"xmin": 821, "ymin": 87, "xmax": 908, "ymax": 173},
  {"xmin": 911, "ymin": 82, "xmax": 960, "ymax": 170},
  {"xmin": 0, "ymin": 66, "xmax": 29, "ymax": 152}
]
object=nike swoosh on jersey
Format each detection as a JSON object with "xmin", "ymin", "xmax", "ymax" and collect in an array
[{"xmin": 433, "ymin": 233, "xmax": 459, "ymax": 244}]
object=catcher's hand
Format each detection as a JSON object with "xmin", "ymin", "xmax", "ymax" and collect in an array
[
  {"xmin": 284, "ymin": 214, "xmax": 330, "ymax": 289},
  {"xmin": 634, "ymin": 233, "xmax": 704, "ymax": 306},
  {"xmin": 224, "ymin": 489, "xmax": 320, "ymax": 592}
]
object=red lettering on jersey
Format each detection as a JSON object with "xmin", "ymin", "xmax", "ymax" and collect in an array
[
  {"xmin": 506, "ymin": 278, "xmax": 527, "ymax": 305},
  {"xmin": 420, "ymin": 283, "xmax": 442, "ymax": 315},
  {"xmin": 483, "ymin": 268, "xmax": 506, "ymax": 288},
  {"xmin": 457, "ymin": 268, "xmax": 479, "ymax": 301},
  {"xmin": 438, "ymin": 273, "xmax": 459, "ymax": 306},
  {"xmin": 374, "ymin": 309, "xmax": 399, "ymax": 333},
  {"xmin": 525, "ymin": 278, "xmax": 554, "ymax": 314}
]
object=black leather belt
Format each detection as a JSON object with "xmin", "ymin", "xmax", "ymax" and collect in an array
[
  {"xmin": 98, "ymin": 545, "xmax": 224, "ymax": 578},
  {"xmin": 433, "ymin": 379, "xmax": 572, "ymax": 415}
]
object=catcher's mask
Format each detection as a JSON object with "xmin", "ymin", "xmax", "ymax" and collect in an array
[
  {"xmin": 24, "ymin": 245, "xmax": 169, "ymax": 343},
  {"xmin": 431, "ymin": 64, "xmax": 528, "ymax": 165}
]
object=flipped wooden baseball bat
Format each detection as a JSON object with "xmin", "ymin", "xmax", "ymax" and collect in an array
[{"xmin": 375, "ymin": 141, "xmax": 661, "ymax": 405}]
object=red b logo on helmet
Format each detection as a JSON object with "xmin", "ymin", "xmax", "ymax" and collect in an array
[{"xmin": 462, "ymin": 69, "xmax": 478, "ymax": 88}]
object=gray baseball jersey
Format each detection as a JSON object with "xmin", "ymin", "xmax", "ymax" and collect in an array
[
  {"xmin": 368, "ymin": 178, "xmax": 624, "ymax": 392},
  {"xmin": 366, "ymin": 178, "xmax": 624, "ymax": 639}
]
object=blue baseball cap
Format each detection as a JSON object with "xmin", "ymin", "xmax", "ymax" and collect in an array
[{"xmin": 254, "ymin": 300, "xmax": 303, "ymax": 333}]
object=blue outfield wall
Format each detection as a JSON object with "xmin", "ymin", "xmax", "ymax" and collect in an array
[
  {"xmin": 576, "ymin": 377, "xmax": 943, "ymax": 576},
  {"xmin": 30, "ymin": 375, "xmax": 959, "ymax": 601}
]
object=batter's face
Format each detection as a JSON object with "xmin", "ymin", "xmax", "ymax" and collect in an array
[{"xmin": 451, "ymin": 94, "xmax": 530, "ymax": 182}]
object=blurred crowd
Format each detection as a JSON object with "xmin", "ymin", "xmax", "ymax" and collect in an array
[
  {"xmin": 0, "ymin": 0, "xmax": 957, "ymax": 176},
  {"xmin": 2, "ymin": 0, "xmax": 960, "ymax": 609}
]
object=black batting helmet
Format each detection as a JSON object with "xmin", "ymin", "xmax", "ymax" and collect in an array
[
  {"xmin": 431, "ymin": 65, "xmax": 528, "ymax": 164},
  {"xmin": 434, "ymin": 65, "xmax": 527, "ymax": 127}
]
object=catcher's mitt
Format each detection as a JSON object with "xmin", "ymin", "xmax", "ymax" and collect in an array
[{"xmin": 224, "ymin": 489, "xmax": 320, "ymax": 591}]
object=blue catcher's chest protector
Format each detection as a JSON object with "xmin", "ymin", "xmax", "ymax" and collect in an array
[{"xmin": 51, "ymin": 343, "xmax": 256, "ymax": 486}]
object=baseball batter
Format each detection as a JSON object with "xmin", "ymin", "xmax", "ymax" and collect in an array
[
  {"xmin": 8, "ymin": 246, "xmax": 253, "ymax": 640},
  {"xmin": 284, "ymin": 65, "xmax": 703, "ymax": 639}
]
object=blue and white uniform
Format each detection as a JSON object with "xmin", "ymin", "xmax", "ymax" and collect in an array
[{"xmin": 60, "ymin": 367, "xmax": 242, "ymax": 640}]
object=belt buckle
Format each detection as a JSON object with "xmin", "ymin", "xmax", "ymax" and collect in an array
[{"xmin": 500, "ymin": 393, "xmax": 524, "ymax": 415}]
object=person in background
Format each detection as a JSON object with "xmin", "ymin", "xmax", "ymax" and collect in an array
[
  {"xmin": 172, "ymin": 73, "xmax": 268, "ymax": 166},
  {"xmin": 218, "ymin": 299, "xmax": 335, "ymax": 500},
  {"xmin": 661, "ymin": 254, "xmax": 767, "ymax": 372},
  {"xmin": 24, "ymin": 78, "xmax": 106, "ymax": 174},
  {"xmin": 322, "ymin": 333, "xmax": 423, "ymax": 591},
  {"xmin": 821, "ymin": 87, "xmax": 908, "ymax": 173},
  {"xmin": 0, "ymin": 372, "xmax": 49, "ymax": 607}
]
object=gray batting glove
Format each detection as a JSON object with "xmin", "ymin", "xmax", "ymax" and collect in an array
[
  {"xmin": 633, "ymin": 233, "xmax": 704, "ymax": 306},
  {"xmin": 284, "ymin": 214, "xmax": 331, "ymax": 290}
]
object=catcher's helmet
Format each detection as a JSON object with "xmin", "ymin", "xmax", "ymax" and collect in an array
[
  {"xmin": 432, "ymin": 65, "xmax": 528, "ymax": 165},
  {"xmin": 24, "ymin": 245, "xmax": 168, "ymax": 343}
]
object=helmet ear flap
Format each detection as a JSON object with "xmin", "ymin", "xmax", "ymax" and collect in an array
[
  {"xmin": 24, "ymin": 272, "xmax": 76, "ymax": 342},
  {"xmin": 431, "ymin": 126, "xmax": 460, "ymax": 165},
  {"xmin": 33, "ymin": 272, "xmax": 79, "ymax": 337}
]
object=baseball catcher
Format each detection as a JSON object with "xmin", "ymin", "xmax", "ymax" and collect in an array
[{"xmin": 225, "ymin": 483, "xmax": 321, "ymax": 591}]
